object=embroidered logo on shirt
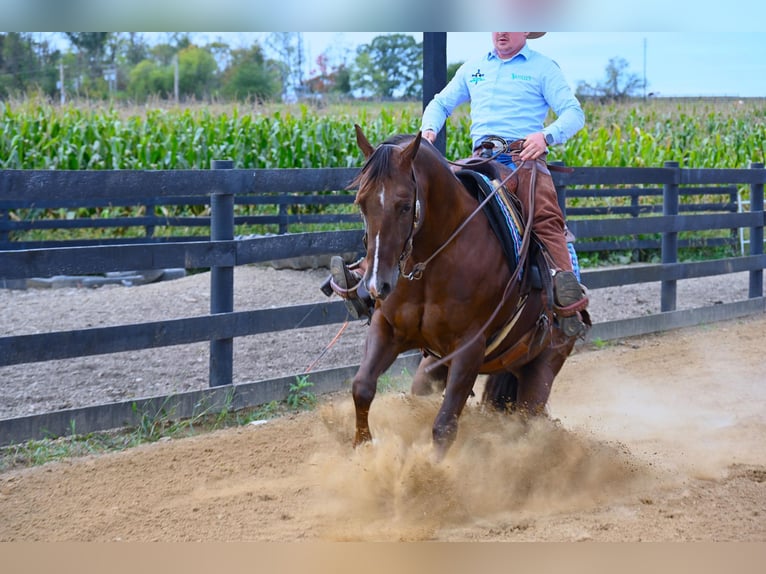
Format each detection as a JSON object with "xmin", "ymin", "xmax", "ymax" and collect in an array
[
  {"xmin": 470, "ymin": 69, "xmax": 485, "ymax": 85},
  {"xmin": 512, "ymin": 73, "xmax": 533, "ymax": 81}
]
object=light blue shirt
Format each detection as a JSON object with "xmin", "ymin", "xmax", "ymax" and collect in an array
[{"xmin": 421, "ymin": 43, "xmax": 585, "ymax": 148}]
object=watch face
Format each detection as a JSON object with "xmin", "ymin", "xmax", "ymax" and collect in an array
[{"xmin": 545, "ymin": 133, "xmax": 554, "ymax": 145}]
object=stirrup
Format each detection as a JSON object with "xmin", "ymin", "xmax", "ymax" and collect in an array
[{"xmin": 553, "ymin": 271, "xmax": 589, "ymax": 338}]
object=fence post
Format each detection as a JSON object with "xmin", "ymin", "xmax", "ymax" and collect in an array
[
  {"xmin": 423, "ymin": 32, "xmax": 447, "ymax": 156},
  {"xmin": 209, "ymin": 159, "xmax": 235, "ymax": 387},
  {"xmin": 278, "ymin": 202, "xmax": 288, "ymax": 234},
  {"xmin": 551, "ymin": 161, "xmax": 568, "ymax": 216},
  {"xmin": 144, "ymin": 198, "xmax": 156, "ymax": 239},
  {"xmin": 661, "ymin": 161, "xmax": 680, "ymax": 312},
  {"xmin": 0, "ymin": 206, "xmax": 8, "ymax": 247},
  {"xmin": 749, "ymin": 162, "xmax": 764, "ymax": 299}
]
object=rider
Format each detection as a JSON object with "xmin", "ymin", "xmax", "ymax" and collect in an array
[{"xmin": 325, "ymin": 32, "xmax": 589, "ymax": 336}]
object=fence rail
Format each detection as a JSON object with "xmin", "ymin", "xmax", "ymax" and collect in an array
[{"xmin": 1, "ymin": 162, "xmax": 764, "ymax": 445}]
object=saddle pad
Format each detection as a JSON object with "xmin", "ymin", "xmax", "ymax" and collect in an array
[
  {"xmin": 456, "ymin": 170, "xmax": 524, "ymax": 274},
  {"xmin": 457, "ymin": 169, "xmax": 583, "ymax": 282}
]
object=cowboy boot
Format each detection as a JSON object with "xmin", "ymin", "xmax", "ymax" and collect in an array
[
  {"xmin": 553, "ymin": 270, "xmax": 589, "ymax": 338},
  {"xmin": 324, "ymin": 256, "xmax": 374, "ymax": 320}
]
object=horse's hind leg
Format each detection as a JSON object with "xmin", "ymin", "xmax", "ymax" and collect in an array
[
  {"xmin": 410, "ymin": 355, "xmax": 448, "ymax": 396},
  {"xmin": 482, "ymin": 371, "xmax": 519, "ymax": 412},
  {"xmin": 514, "ymin": 348, "xmax": 568, "ymax": 415}
]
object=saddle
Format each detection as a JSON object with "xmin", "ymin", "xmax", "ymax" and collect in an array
[
  {"xmin": 455, "ymin": 168, "xmax": 546, "ymax": 291},
  {"xmin": 452, "ymin": 166, "xmax": 564, "ymax": 373}
]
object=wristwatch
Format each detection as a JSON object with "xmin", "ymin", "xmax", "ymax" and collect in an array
[{"xmin": 544, "ymin": 132, "xmax": 555, "ymax": 146}]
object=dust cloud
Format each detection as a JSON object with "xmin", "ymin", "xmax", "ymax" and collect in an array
[{"xmin": 308, "ymin": 393, "xmax": 652, "ymax": 541}]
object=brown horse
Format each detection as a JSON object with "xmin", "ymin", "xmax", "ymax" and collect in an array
[{"xmin": 349, "ymin": 125, "xmax": 583, "ymax": 460}]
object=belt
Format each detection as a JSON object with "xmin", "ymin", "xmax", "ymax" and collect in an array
[{"xmin": 473, "ymin": 135, "xmax": 525, "ymax": 155}]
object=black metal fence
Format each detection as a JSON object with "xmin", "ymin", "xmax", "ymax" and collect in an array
[{"xmin": 1, "ymin": 162, "xmax": 764, "ymax": 445}]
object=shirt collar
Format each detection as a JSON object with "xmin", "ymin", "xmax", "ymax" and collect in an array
[{"xmin": 487, "ymin": 42, "xmax": 531, "ymax": 63}]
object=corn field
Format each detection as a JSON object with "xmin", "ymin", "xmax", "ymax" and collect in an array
[
  {"xmin": 1, "ymin": 97, "xmax": 764, "ymax": 252},
  {"xmin": 2, "ymin": 98, "xmax": 764, "ymax": 171}
]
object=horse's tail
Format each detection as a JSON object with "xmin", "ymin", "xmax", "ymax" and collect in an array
[{"xmin": 481, "ymin": 372, "xmax": 519, "ymax": 412}]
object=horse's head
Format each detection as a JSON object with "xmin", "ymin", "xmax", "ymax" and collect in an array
[{"xmin": 351, "ymin": 124, "xmax": 423, "ymax": 301}]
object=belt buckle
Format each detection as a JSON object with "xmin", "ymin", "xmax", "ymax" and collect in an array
[{"xmin": 476, "ymin": 135, "xmax": 509, "ymax": 158}]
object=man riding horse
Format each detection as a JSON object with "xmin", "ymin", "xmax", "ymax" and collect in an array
[{"xmin": 325, "ymin": 32, "xmax": 589, "ymax": 338}]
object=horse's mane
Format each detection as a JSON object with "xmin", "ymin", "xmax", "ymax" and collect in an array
[{"xmin": 349, "ymin": 133, "xmax": 447, "ymax": 200}]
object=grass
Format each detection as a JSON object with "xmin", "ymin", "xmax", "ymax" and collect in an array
[
  {"xmin": 286, "ymin": 375, "xmax": 317, "ymax": 410},
  {"xmin": 0, "ymin": 367, "xmax": 421, "ymax": 473},
  {"xmin": 0, "ymin": 379, "xmax": 306, "ymax": 473},
  {"xmin": 588, "ymin": 337, "xmax": 611, "ymax": 350}
]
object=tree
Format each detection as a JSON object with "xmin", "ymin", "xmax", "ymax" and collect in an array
[
  {"xmin": 127, "ymin": 59, "xmax": 173, "ymax": 100},
  {"xmin": 351, "ymin": 34, "xmax": 422, "ymax": 99},
  {"xmin": 304, "ymin": 53, "xmax": 351, "ymax": 96},
  {"xmin": 0, "ymin": 33, "xmax": 47, "ymax": 96},
  {"xmin": 64, "ymin": 33, "xmax": 110, "ymax": 75},
  {"xmin": 576, "ymin": 56, "xmax": 644, "ymax": 102},
  {"xmin": 62, "ymin": 32, "xmax": 118, "ymax": 98},
  {"xmin": 177, "ymin": 45, "xmax": 218, "ymax": 100},
  {"xmin": 265, "ymin": 32, "xmax": 305, "ymax": 101},
  {"xmin": 220, "ymin": 43, "xmax": 280, "ymax": 102},
  {"xmin": 122, "ymin": 33, "xmax": 151, "ymax": 66}
]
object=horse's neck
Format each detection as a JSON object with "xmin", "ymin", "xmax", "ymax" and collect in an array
[{"xmin": 421, "ymin": 172, "xmax": 477, "ymax": 235}]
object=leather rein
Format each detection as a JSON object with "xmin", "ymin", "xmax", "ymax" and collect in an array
[
  {"xmin": 399, "ymin": 135, "xmax": 572, "ymax": 284},
  {"xmin": 419, "ymin": 154, "xmax": 540, "ymax": 372},
  {"xmin": 398, "ymin": 156, "xmax": 520, "ymax": 281},
  {"xmin": 398, "ymin": 138, "xmax": 530, "ymax": 282}
]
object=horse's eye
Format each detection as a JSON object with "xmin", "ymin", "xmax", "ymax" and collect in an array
[{"xmin": 399, "ymin": 203, "xmax": 412, "ymax": 215}]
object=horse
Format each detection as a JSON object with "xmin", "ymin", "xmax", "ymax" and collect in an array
[{"xmin": 348, "ymin": 124, "xmax": 584, "ymax": 460}]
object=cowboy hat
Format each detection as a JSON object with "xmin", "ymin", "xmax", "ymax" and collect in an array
[{"xmin": 527, "ymin": 33, "xmax": 546, "ymax": 39}]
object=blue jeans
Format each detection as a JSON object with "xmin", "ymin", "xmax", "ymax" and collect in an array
[{"xmin": 495, "ymin": 153, "xmax": 517, "ymax": 169}]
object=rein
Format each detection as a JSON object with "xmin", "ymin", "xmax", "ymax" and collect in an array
[
  {"xmin": 423, "ymin": 158, "xmax": 540, "ymax": 373},
  {"xmin": 400, "ymin": 160, "xmax": 521, "ymax": 281}
]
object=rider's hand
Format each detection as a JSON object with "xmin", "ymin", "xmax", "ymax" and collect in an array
[
  {"xmin": 422, "ymin": 130, "xmax": 438, "ymax": 144},
  {"xmin": 519, "ymin": 132, "xmax": 547, "ymax": 161}
]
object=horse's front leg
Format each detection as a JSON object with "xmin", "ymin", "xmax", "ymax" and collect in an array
[
  {"xmin": 352, "ymin": 318, "xmax": 401, "ymax": 447},
  {"xmin": 431, "ymin": 343, "xmax": 485, "ymax": 460}
]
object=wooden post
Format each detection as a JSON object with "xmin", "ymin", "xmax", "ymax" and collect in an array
[
  {"xmin": 550, "ymin": 161, "xmax": 568, "ymax": 216},
  {"xmin": 748, "ymin": 162, "xmax": 764, "ymax": 299},
  {"xmin": 661, "ymin": 161, "xmax": 680, "ymax": 312},
  {"xmin": 209, "ymin": 160, "xmax": 234, "ymax": 387},
  {"xmin": 422, "ymin": 33, "xmax": 447, "ymax": 155}
]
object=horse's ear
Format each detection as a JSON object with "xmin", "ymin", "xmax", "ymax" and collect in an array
[
  {"xmin": 354, "ymin": 124, "xmax": 375, "ymax": 159},
  {"xmin": 400, "ymin": 131, "xmax": 422, "ymax": 168}
]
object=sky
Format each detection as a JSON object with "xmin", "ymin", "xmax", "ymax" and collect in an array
[
  {"xmin": 229, "ymin": 32, "xmax": 765, "ymax": 99},
  {"xmin": 3, "ymin": 0, "xmax": 765, "ymax": 98}
]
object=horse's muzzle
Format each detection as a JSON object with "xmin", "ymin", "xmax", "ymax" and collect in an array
[{"xmin": 366, "ymin": 267, "xmax": 399, "ymax": 301}]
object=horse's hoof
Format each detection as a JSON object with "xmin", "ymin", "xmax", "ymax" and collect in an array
[{"xmin": 353, "ymin": 432, "xmax": 373, "ymax": 448}]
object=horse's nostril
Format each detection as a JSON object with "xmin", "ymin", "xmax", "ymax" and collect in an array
[{"xmin": 369, "ymin": 281, "xmax": 392, "ymax": 300}]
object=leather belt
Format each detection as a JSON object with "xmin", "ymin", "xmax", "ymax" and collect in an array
[{"xmin": 473, "ymin": 135, "xmax": 525, "ymax": 156}]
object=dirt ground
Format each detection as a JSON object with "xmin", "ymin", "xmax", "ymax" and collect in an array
[
  {"xmin": 0, "ymin": 264, "xmax": 754, "ymax": 419},
  {"xmin": 0, "ymin": 266, "xmax": 764, "ymax": 541}
]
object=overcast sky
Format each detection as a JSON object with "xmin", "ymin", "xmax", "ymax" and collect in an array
[
  {"xmin": 215, "ymin": 32, "xmax": 764, "ymax": 99},
  {"xmin": 4, "ymin": 0, "xmax": 765, "ymax": 97}
]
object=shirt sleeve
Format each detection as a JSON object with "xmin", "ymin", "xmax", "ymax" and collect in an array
[
  {"xmin": 420, "ymin": 61, "xmax": 472, "ymax": 134},
  {"xmin": 541, "ymin": 60, "xmax": 585, "ymax": 145}
]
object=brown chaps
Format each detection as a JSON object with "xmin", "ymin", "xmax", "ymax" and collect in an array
[{"xmin": 505, "ymin": 157, "xmax": 573, "ymax": 273}]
